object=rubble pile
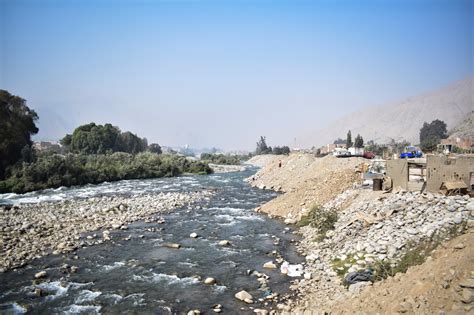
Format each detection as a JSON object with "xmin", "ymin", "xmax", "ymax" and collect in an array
[{"xmin": 291, "ymin": 190, "xmax": 474, "ymax": 310}]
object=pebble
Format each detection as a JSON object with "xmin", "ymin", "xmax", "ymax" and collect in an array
[
  {"xmin": 34, "ymin": 271, "xmax": 47, "ymax": 279},
  {"xmin": 263, "ymin": 261, "xmax": 277, "ymax": 269},
  {"xmin": 204, "ymin": 277, "xmax": 216, "ymax": 285}
]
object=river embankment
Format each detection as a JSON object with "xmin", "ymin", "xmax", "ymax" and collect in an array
[
  {"xmin": 246, "ymin": 153, "xmax": 474, "ymax": 314},
  {"xmin": 246, "ymin": 154, "xmax": 365, "ymax": 220}
]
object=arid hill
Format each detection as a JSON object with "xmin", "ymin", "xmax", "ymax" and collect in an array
[
  {"xmin": 300, "ymin": 76, "xmax": 473, "ymax": 148},
  {"xmin": 448, "ymin": 110, "xmax": 474, "ymax": 140}
]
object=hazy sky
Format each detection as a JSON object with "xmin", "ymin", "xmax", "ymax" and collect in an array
[{"xmin": 1, "ymin": 0, "xmax": 472, "ymax": 150}]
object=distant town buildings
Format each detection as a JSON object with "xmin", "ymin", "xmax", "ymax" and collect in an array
[
  {"xmin": 33, "ymin": 141, "xmax": 61, "ymax": 152},
  {"xmin": 440, "ymin": 137, "xmax": 474, "ymax": 152}
]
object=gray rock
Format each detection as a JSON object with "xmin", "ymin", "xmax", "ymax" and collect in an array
[
  {"xmin": 34, "ymin": 271, "xmax": 47, "ymax": 279},
  {"xmin": 454, "ymin": 213, "xmax": 463, "ymax": 224},
  {"xmin": 235, "ymin": 290, "xmax": 253, "ymax": 302},
  {"xmin": 460, "ymin": 279, "xmax": 474, "ymax": 289},
  {"xmin": 461, "ymin": 288, "xmax": 474, "ymax": 304},
  {"xmin": 348, "ymin": 281, "xmax": 372, "ymax": 294}
]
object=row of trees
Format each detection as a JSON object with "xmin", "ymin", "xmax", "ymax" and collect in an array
[
  {"xmin": 344, "ymin": 130, "xmax": 364, "ymax": 148},
  {"xmin": 200, "ymin": 153, "xmax": 243, "ymax": 165},
  {"xmin": 340, "ymin": 119, "xmax": 448, "ymax": 152},
  {"xmin": 255, "ymin": 136, "xmax": 290, "ymax": 155},
  {"xmin": 60, "ymin": 123, "xmax": 162, "ymax": 155},
  {"xmin": 0, "ymin": 152, "xmax": 211, "ymax": 194},
  {"xmin": 0, "ymin": 90, "xmax": 213, "ymax": 194}
]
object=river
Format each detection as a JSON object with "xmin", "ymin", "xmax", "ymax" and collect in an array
[{"xmin": 0, "ymin": 168, "xmax": 302, "ymax": 314}]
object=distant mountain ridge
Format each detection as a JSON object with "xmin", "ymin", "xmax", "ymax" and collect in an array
[
  {"xmin": 300, "ymin": 76, "xmax": 473, "ymax": 148},
  {"xmin": 448, "ymin": 111, "xmax": 474, "ymax": 140}
]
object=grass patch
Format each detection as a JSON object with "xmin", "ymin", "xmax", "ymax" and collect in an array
[
  {"xmin": 297, "ymin": 205, "xmax": 338, "ymax": 241},
  {"xmin": 332, "ymin": 254, "xmax": 360, "ymax": 277}
]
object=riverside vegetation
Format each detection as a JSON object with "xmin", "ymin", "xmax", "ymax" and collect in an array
[
  {"xmin": 0, "ymin": 152, "xmax": 212, "ymax": 194},
  {"xmin": 0, "ymin": 90, "xmax": 211, "ymax": 194}
]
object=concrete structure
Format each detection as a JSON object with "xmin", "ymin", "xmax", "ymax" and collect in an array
[
  {"xmin": 387, "ymin": 155, "xmax": 474, "ymax": 193},
  {"xmin": 425, "ymin": 155, "xmax": 474, "ymax": 193},
  {"xmin": 320, "ymin": 143, "xmax": 346, "ymax": 155},
  {"xmin": 386, "ymin": 158, "xmax": 426, "ymax": 192}
]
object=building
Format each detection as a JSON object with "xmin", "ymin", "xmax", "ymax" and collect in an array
[
  {"xmin": 440, "ymin": 137, "xmax": 474, "ymax": 153},
  {"xmin": 33, "ymin": 141, "xmax": 61, "ymax": 152},
  {"xmin": 387, "ymin": 154, "xmax": 474, "ymax": 194},
  {"xmin": 320, "ymin": 143, "xmax": 346, "ymax": 155}
]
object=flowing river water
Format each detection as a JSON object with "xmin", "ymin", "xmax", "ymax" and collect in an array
[{"xmin": 0, "ymin": 168, "xmax": 303, "ymax": 314}]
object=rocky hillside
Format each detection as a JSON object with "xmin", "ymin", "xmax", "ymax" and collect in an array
[
  {"xmin": 448, "ymin": 111, "xmax": 474, "ymax": 139},
  {"xmin": 300, "ymin": 76, "xmax": 473, "ymax": 148}
]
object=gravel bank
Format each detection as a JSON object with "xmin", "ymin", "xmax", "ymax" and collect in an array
[
  {"xmin": 287, "ymin": 190, "xmax": 474, "ymax": 312},
  {"xmin": 247, "ymin": 154, "xmax": 364, "ymax": 218},
  {"xmin": 0, "ymin": 190, "xmax": 213, "ymax": 271}
]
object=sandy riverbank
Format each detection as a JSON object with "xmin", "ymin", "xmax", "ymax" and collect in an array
[{"xmin": 0, "ymin": 190, "xmax": 213, "ymax": 272}]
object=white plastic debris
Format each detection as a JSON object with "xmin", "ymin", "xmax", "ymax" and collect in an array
[{"xmin": 280, "ymin": 261, "xmax": 303, "ymax": 277}]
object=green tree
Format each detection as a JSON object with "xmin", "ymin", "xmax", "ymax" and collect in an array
[
  {"xmin": 333, "ymin": 138, "xmax": 345, "ymax": 145},
  {"xmin": 60, "ymin": 134, "xmax": 72, "ymax": 147},
  {"xmin": 65, "ymin": 123, "xmax": 148, "ymax": 155},
  {"xmin": 256, "ymin": 136, "xmax": 272, "ymax": 155},
  {"xmin": 272, "ymin": 146, "xmax": 290, "ymax": 155},
  {"xmin": 148, "ymin": 143, "xmax": 162, "ymax": 154},
  {"xmin": 0, "ymin": 90, "xmax": 39, "ymax": 179},
  {"xmin": 354, "ymin": 134, "xmax": 364, "ymax": 148},
  {"xmin": 346, "ymin": 130, "xmax": 353, "ymax": 148},
  {"xmin": 419, "ymin": 119, "xmax": 447, "ymax": 151}
]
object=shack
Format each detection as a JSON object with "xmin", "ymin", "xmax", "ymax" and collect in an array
[
  {"xmin": 386, "ymin": 158, "xmax": 426, "ymax": 192},
  {"xmin": 425, "ymin": 155, "xmax": 474, "ymax": 194},
  {"xmin": 387, "ymin": 155, "xmax": 474, "ymax": 194}
]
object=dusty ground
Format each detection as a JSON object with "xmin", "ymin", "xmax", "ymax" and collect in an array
[
  {"xmin": 317, "ymin": 231, "xmax": 474, "ymax": 315},
  {"xmin": 246, "ymin": 153, "xmax": 365, "ymax": 218}
]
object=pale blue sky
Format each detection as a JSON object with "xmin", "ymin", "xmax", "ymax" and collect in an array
[{"xmin": 1, "ymin": 0, "xmax": 472, "ymax": 150}]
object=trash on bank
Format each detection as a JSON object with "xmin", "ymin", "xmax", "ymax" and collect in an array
[
  {"xmin": 280, "ymin": 261, "xmax": 304, "ymax": 277},
  {"xmin": 344, "ymin": 269, "xmax": 373, "ymax": 285}
]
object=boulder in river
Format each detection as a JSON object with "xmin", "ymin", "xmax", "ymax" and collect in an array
[
  {"xmin": 34, "ymin": 271, "xmax": 47, "ymax": 279},
  {"xmin": 235, "ymin": 290, "xmax": 253, "ymax": 303},
  {"xmin": 218, "ymin": 240, "xmax": 231, "ymax": 246},
  {"xmin": 163, "ymin": 243, "xmax": 181, "ymax": 249},
  {"xmin": 190, "ymin": 232, "xmax": 198, "ymax": 238},
  {"xmin": 204, "ymin": 277, "xmax": 216, "ymax": 285},
  {"xmin": 263, "ymin": 261, "xmax": 277, "ymax": 269}
]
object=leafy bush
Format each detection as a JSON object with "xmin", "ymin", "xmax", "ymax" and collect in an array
[
  {"xmin": 272, "ymin": 146, "xmax": 290, "ymax": 155},
  {"xmin": 298, "ymin": 205, "xmax": 338, "ymax": 241},
  {"xmin": 200, "ymin": 153, "xmax": 242, "ymax": 165},
  {"xmin": 0, "ymin": 152, "xmax": 212, "ymax": 194}
]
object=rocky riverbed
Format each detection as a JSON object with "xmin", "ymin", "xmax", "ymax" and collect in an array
[
  {"xmin": 0, "ymin": 170, "xmax": 306, "ymax": 314},
  {"xmin": 0, "ymin": 190, "xmax": 213, "ymax": 272}
]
